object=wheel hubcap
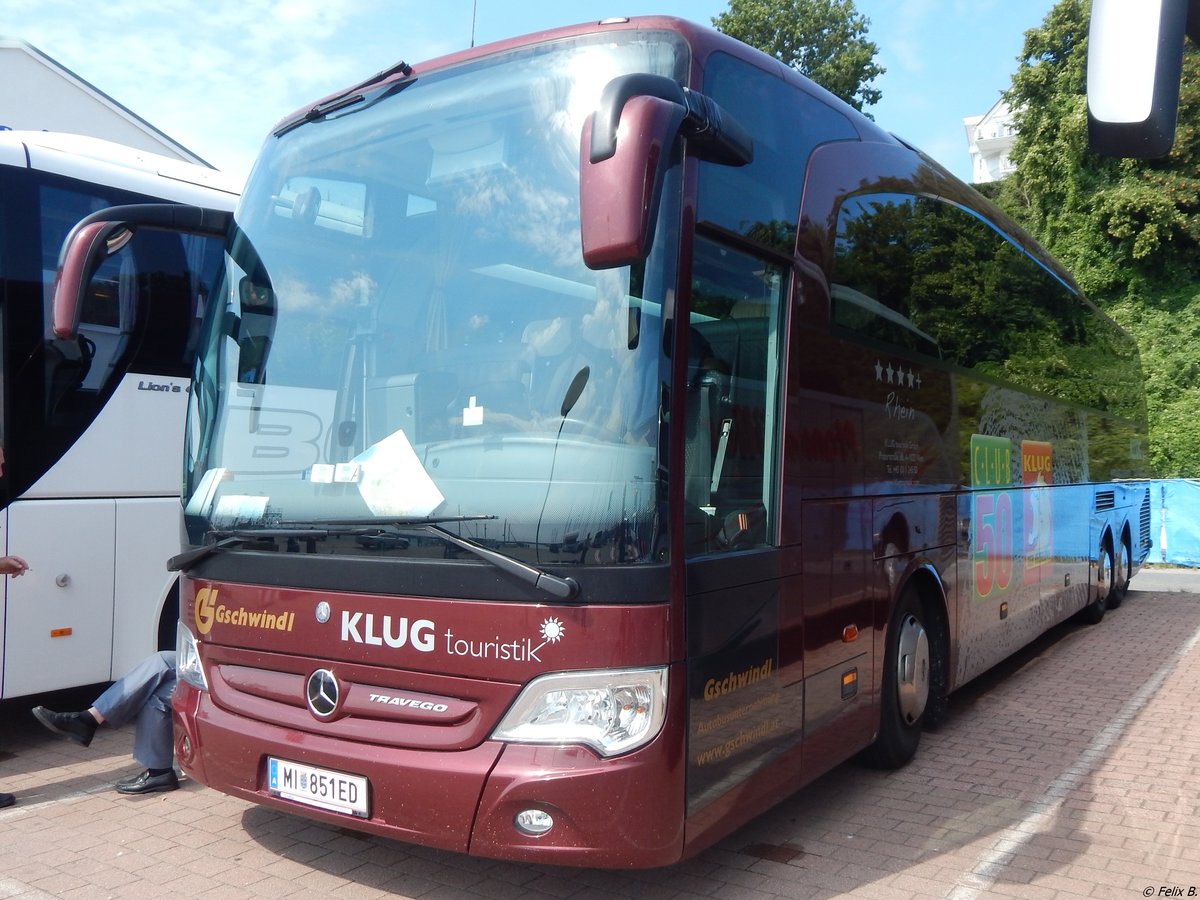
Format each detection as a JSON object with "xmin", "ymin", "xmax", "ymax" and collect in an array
[
  {"xmin": 896, "ymin": 613, "xmax": 930, "ymax": 725},
  {"xmin": 1097, "ymin": 546, "xmax": 1112, "ymax": 602},
  {"xmin": 1115, "ymin": 542, "xmax": 1129, "ymax": 589}
]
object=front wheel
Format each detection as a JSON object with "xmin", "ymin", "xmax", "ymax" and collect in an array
[
  {"xmin": 157, "ymin": 584, "xmax": 180, "ymax": 651},
  {"xmin": 859, "ymin": 587, "xmax": 933, "ymax": 769}
]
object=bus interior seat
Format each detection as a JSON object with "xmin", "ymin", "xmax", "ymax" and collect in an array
[
  {"xmin": 408, "ymin": 340, "xmax": 530, "ymax": 438},
  {"xmin": 685, "ymin": 315, "xmax": 772, "ymax": 549},
  {"xmin": 683, "ymin": 327, "xmax": 731, "ymax": 513},
  {"xmin": 365, "ymin": 369, "xmax": 458, "ymax": 446},
  {"xmin": 523, "ymin": 317, "xmax": 578, "ymax": 418},
  {"xmin": 122, "ymin": 234, "xmax": 195, "ymax": 376},
  {"xmin": 42, "ymin": 333, "xmax": 95, "ymax": 421}
]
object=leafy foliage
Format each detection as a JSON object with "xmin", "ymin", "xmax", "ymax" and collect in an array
[
  {"xmin": 712, "ymin": 0, "xmax": 884, "ymax": 113},
  {"xmin": 989, "ymin": 0, "xmax": 1200, "ymax": 475}
]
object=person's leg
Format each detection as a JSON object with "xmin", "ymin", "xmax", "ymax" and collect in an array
[
  {"xmin": 132, "ymin": 664, "xmax": 176, "ymax": 771},
  {"xmin": 33, "ymin": 650, "xmax": 176, "ymax": 746},
  {"xmin": 93, "ymin": 651, "xmax": 176, "ymax": 728},
  {"xmin": 115, "ymin": 652, "xmax": 179, "ymax": 794}
]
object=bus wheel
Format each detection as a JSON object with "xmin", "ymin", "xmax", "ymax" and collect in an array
[
  {"xmin": 920, "ymin": 600, "xmax": 950, "ymax": 731},
  {"xmin": 860, "ymin": 587, "xmax": 929, "ymax": 769},
  {"xmin": 1080, "ymin": 540, "xmax": 1113, "ymax": 625},
  {"xmin": 1108, "ymin": 534, "xmax": 1131, "ymax": 609},
  {"xmin": 157, "ymin": 585, "xmax": 180, "ymax": 651}
]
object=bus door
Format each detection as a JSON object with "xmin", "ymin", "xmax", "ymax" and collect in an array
[
  {"xmin": 681, "ymin": 51, "xmax": 874, "ymax": 828},
  {"xmin": 682, "ymin": 233, "xmax": 798, "ymax": 820},
  {"xmin": 2, "ymin": 500, "xmax": 116, "ymax": 696}
]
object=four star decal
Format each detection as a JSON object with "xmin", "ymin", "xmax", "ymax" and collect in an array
[{"xmin": 875, "ymin": 360, "xmax": 922, "ymax": 389}]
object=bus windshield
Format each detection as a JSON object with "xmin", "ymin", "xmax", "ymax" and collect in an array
[{"xmin": 184, "ymin": 32, "xmax": 687, "ymax": 566}]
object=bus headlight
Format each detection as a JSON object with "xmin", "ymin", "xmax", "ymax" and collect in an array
[
  {"xmin": 492, "ymin": 667, "xmax": 667, "ymax": 758},
  {"xmin": 176, "ymin": 620, "xmax": 208, "ymax": 691}
]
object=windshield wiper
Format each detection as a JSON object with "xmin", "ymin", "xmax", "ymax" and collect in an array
[
  {"xmin": 170, "ymin": 515, "xmax": 493, "ymax": 572},
  {"xmin": 168, "ymin": 536, "xmax": 244, "ymax": 572},
  {"xmin": 301, "ymin": 514, "xmax": 496, "ymax": 529},
  {"xmin": 167, "ymin": 526, "xmax": 338, "ymax": 572},
  {"xmin": 168, "ymin": 515, "xmax": 580, "ymax": 602},
  {"xmin": 310, "ymin": 517, "xmax": 581, "ymax": 602},
  {"xmin": 421, "ymin": 524, "xmax": 581, "ymax": 602},
  {"xmin": 274, "ymin": 59, "xmax": 414, "ymax": 137}
]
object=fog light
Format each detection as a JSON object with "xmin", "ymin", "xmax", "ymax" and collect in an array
[
  {"xmin": 514, "ymin": 808, "xmax": 554, "ymax": 836},
  {"xmin": 177, "ymin": 732, "xmax": 194, "ymax": 766}
]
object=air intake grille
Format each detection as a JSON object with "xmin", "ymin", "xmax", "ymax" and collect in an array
[
  {"xmin": 1140, "ymin": 488, "xmax": 1152, "ymax": 549},
  {"xmin": 1095, "ymin": 490, "xmax": 1116, "ymax": 512}
]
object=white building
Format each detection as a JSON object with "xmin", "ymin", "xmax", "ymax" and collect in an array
[
  {"xmin": 0, "ymin": 37, "xmax": 211, "ymax": 167},
  {"xmin": 964, "ymin": 97, "xmax": 1017, "ymax": 184}
]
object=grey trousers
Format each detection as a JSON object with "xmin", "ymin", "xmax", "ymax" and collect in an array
[{"xmin": 93, "ymin": 650, "xmax": 177, "ymax": 770}]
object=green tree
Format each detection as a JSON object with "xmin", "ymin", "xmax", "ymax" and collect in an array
[
  {"xmin": 997, "ymin": 0, "xmax": 1200, "ymax": 294},
  {"xmin": 713, "ymin": 0, "xmax": 884, "ymax": 113},
  {"xmin": 992, "ymin": 0, "xmax": 1200, "ymax": 476}
]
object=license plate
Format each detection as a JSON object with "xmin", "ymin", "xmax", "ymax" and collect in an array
[{"xmin": 267, "ymin": 757, "xmax": 369, "ymax": 818}]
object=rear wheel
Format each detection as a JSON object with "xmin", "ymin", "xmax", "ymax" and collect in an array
[
  {"xmin": 1108, "ymin": 533, "xmax": 1131, "ymax": 609},
  {"xmin": 1080, "ymin": 539, "xmax": 1113, "ymax": 625},
  {"xmin": 860, "ymin": 586, "xmax": 933, "ymax": 769}
]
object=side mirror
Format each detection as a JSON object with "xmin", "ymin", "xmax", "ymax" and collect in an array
[
  {"xmin": 580, "ymin": 74, "xmax": 753, "ymax": 270},
  {"xmin": 236, "ymin": 276, "xmax": 276, "ymax": 383},
  {"xmin": 1087, "ymin": 0, "xmax": 1196, "ymax": 158},
  {"xmin": 579, "ymin": 96, "xmax": 685, "ymax": 270},
  {"xmin": 53, "ymin": 204, "xmax": 232, "ymax": 340},
  {"xmin": 52, "ymin": 220, "xmax": 133, "ymax": 339}
]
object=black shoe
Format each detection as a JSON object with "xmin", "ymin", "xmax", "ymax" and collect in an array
[
  {"xmin": 115, "ymin": 769, "xmax": 179, "ymax": 795},
  {"xmin": 0, "ymin": 792, "xmax": 13, "ymax": 808},
  {"xmin": 114, "ymin": 770, "xmax": 174, "ymax": 788},
  {"xmin": 32, "ymin": 706, "xmax": 96, "ymax": 747}
]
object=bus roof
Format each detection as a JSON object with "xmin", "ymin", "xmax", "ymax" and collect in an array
[
  {"xmin": 0, "ymin": 130, "xmax": 242, "ymax": 204},
  {"xmin": 271, "ymin": 16, "xmax": 890, "ymax": 148}
]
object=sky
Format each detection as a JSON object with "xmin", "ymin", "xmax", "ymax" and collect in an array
[{"xmin": 1, "ymin": 0, "xmax": 1058, "ymax": 185}]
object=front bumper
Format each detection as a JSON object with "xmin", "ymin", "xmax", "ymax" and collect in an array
[{"xmin": 173, "ymin": 674, "xmax": 687, "ymax": 867}]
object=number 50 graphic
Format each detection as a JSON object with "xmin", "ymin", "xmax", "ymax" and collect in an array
[{"xmin": 974, "ymin": 491, "xmax": 1013, "ymax": 599}]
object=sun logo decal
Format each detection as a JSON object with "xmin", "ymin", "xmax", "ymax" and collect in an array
[{"xmin": 539, "ymin": 617, "xmax": 565, "ymax": 643}]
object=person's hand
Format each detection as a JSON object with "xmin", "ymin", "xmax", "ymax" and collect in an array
[{"xmin": 0, "ymin": 555, "xmax": 29, "ymax": 576}]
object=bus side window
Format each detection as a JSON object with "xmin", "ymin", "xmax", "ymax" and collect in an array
[
  {"xmin": 697, "ymin": 51, "xmax": 858, "ymax": 251},
  {"xmin": 80, "ymin": 226, "xmax": 196, "ymax": 366},
  {"xmin": 685, "ymin": 235, "xmax": 785, "ymax": 555},
  {"xmin": 684, "ymin": 51, "xmax": 854, "ymax": 555},
  {"xmin": 831, "ymin": 192, "xmax": 1139, "ymax": 419}
]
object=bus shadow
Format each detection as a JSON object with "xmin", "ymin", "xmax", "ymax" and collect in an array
[{"xmin": 233, "ymin": 589, "xmax": 1200, "ymax": 897}]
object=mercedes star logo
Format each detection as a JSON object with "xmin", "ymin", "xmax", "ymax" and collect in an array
[{"xmin": 306, "ymin": 668, "xmax": 340, "ymax": 718}]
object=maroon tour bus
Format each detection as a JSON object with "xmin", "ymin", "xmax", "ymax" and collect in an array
[{"xmin": 52, "ymin": 16, "xmax": 1150, "ymax": 867}]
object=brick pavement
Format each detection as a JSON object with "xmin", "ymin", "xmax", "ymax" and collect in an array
[{"xmin": 1, "ymin": 569, "xmax": 1198, "ymax": 899}]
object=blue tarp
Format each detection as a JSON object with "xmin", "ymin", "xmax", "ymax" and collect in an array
[{"xmin": 1147, "ymin": 479, "xmax": 1200, "ymax": 568}]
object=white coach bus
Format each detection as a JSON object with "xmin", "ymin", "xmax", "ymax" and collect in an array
[{"xmin": 0, "ymin": 130, "xmax": 238, "ymax": 696}]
